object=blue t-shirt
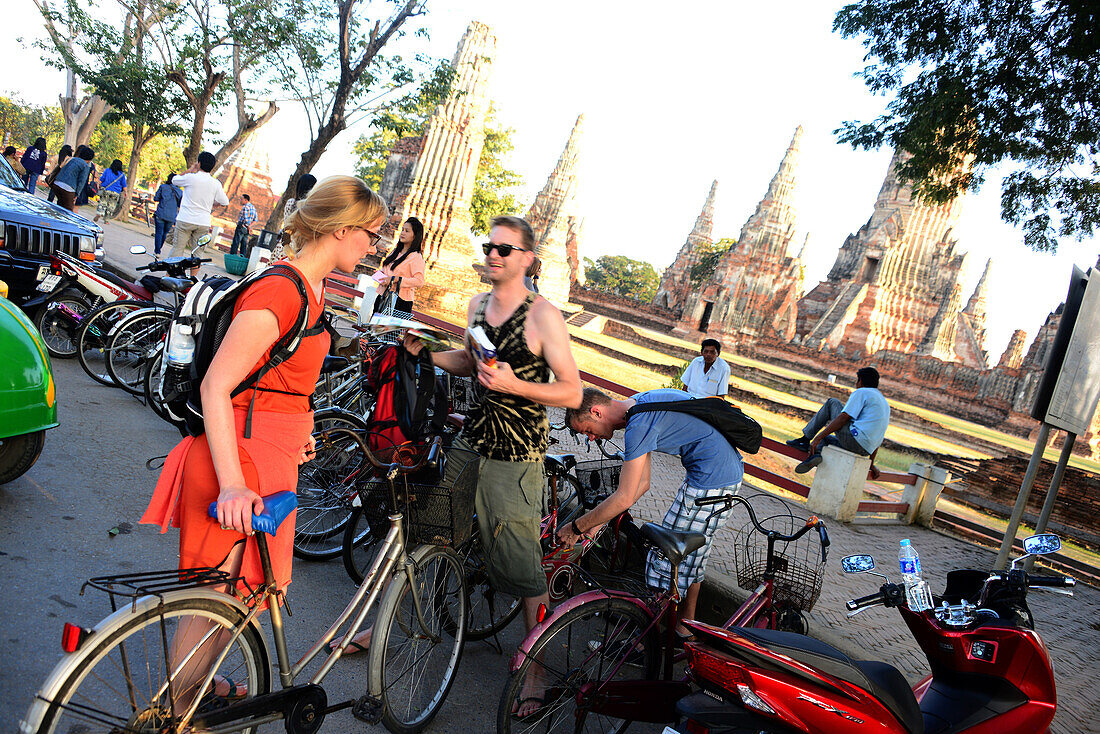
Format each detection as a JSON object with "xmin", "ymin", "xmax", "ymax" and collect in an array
[
  {"xmin": 623, "ymin": 389, "xmax": 743, "ymax": 490},
  {"xmin": 99, "ymin": 169, "xmax": 127, "ymax": 193},
  {"xmin": 842, "ymin": 387, "xmax": 890, "ymax": 453}
]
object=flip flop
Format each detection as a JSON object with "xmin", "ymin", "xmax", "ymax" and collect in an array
[
  {"xmin": 220, "ymin": 676, "xmax": 247, "ymax": 701},
  {"xmin": 327, "ymin": 640, "xmax": 370, "ymax": 656},
  {"xmin": 511, "ymin": 687, "xmax": 564, "ymax": 721},
  {"xmin": 195, "ymin": 677, "xmax": 247, "ymax": 715}
]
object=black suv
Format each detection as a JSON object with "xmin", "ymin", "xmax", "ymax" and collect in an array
[{"xmin": 0, "ymin": 154, "xmax": 101, "ymax": 306}]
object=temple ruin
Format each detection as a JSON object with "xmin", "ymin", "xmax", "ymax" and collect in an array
[
  {"xmin": 216, "ymin": 130, "xmax": 279, "ymax": 225},
  {"xmin": 677, "ymin": 126, "xmax": 805, "ymax": 341},
  {"xmin": 526, "ymin": 114, "xmax": 585, "ymax": 308},
  {"xmin": 653, "ymin": 179, "xmax": 718, "ymax": 311}
]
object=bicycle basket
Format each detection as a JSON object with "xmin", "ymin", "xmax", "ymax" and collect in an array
[
  {"xmin": 732, "ymin": 512, "xmax": 827, "ymax": 612},
  {"xmin": 573, "ymin": 458, "xmax": 622, "ymax": 507},
  {"xmin": 404, "ymin": 447, "xmax": 479, "ymax": 548}
]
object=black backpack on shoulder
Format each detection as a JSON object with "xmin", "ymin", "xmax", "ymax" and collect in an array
[{"xmin": 626, "ymin": 397, "xmax": 762, "ymax": 454}]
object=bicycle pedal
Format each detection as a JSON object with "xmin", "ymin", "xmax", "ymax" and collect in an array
[{"xmin": 352, "ymin": 694, "xmax": 384, "ymax": 724}]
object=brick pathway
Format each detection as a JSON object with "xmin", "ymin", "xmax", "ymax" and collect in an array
[{"xmin": 545, "ymin": 413, "xmax": 1100, "ymax": 734}]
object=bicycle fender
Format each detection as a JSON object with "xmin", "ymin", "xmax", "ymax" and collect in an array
[
  {"xmin": 20, "ymin": 589, "xmax": 265, "ymax": 734},
  {"xmin": 509, "ymin": 589, "xmax": 654, "ymax": 673}
]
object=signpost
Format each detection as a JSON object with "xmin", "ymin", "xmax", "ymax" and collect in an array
[{"xmin": 995, "ymin": 264, "xmax": 1100, "ymax": 569}]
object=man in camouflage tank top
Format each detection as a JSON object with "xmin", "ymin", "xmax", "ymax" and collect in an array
[{"xmin": 406, "ymin": 215, "xmax": 581, "ymax": 645}]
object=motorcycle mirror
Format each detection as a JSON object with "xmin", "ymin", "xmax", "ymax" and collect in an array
[
  {"xmin": 129, "ymin": 245, "xmax": 148, "ymax": 255},
  {"xmin": 841, "ymin": 554, "xmax": 876, "ymax": 574},
  {"xmin": 94, "ymin": 248, "xmax": 105, "ymax": 258},
  {"xmin": 194, "ymin": 234, "xmax": 213, "ymax": 251},
  {"xmin": 1022, "ymin": 534, "xmax": 1060, "ymax": 556}
]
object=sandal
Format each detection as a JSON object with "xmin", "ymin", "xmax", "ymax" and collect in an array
[
  {"xmin": 511, "ymin": 687, "xmax": 564, "ymax": 721},
  {"xmin": 195, "ymin": 676, "xmax": 247, "ymax": 714},
  {"xmin": 327, "ymin": 639, "xmax": 369, "ymax": 656}
]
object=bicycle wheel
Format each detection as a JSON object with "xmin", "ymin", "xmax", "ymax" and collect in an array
[
  {"xmin": 294, "ymin": 410, "xmax": 369, "ymax": 560},
  {"xmin": 77, "ymin": 300, "xmax": 153, "ymax": 385},
  {"xmin": 453, "ymin": 531, "xmax": 521, "ymax": 640},
  {"xmin": 341, "ymin": 501, "xmax": 387, "ymax": 584},
  {"xmin": 33, "ymin": 289, "xmax": 92, "ymax": 359},
  {"xmin": 105, "ymin": 307, "xmax": 169, "ymax": 394},
  {"xmin": 143, "ymin": 349, "xmax": 180, "ymax": 427},
  {"xmin": 497, "ymin": 596, "xmax": 658, "ymax": 733},
  {"xmin": 367, "ymin": 544, "xmax": 467, "ymax": 734},
  {"xmin": 29, "ymin": 594, "xmax": 270, "ymax": 734}
]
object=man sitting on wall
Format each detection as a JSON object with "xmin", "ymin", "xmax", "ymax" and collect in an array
[
  {"xmin": 786, "ymin": 366, "xmax": 890, "ymax": 477},
  {"xmin": 680, "ymin": 338, "xmax": 730, "ymax": 398}
]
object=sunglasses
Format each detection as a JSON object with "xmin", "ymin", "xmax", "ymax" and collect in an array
[
  {"xmin": 353, "ymin": 226, "xmax": 383, "ymax": 247},
  {"xmin": 482, "ymin": 242, "xmax": 529, "ymax": 258}
]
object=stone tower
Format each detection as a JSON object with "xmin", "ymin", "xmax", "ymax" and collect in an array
[
  {"xmin": 954, "ymin": 258, "xmax": 992, "ymax": 368},
  {"xmin": 653, "ymin": 180, "xmax": 718, "ymax": 311},
  {"xmin": 997, "ymin": 329, "xmax": 1028, "ymax": 369},
  {"xmin": 678, "ymin": 126, "xmax": 804, "ymax": 340},
  {"xmin": 796, "ymin": 149, "xmax": 969, "ymax": 358},
  {"xmin": 526, "ymin": 114, "xmax": 584, "ymax": 308},
  {"xmin": 217, "ymin": 129, "xmax": 278, "ymax": 223},
  {"xmin": 384, "ymin": 21, "xmax": 496, "ymax": 267}
]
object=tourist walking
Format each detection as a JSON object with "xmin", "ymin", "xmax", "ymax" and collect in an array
[
  {"xmin": 229, "ymin": 194, "xmax": 257, "ymax": 257},
  {"xmin": 93, "ymin": 159, "xmax": 128, "ymax": 223},
  {"xmin": 3, "ymin": 146, "xmax": 26, "ymax": 177},
  {"xmin": 170, "ymin": 151, "xmax": 229, "ymax": 259},
  {"xmin": 20, "ymin": 137, "xmax": 48, "ymax": 195},
  {"xmin": 397, "ymin": 215, "xmax": 581, "ymax": 661},
  {"xmin": 76, "ymin": 161, "xmax": 98, "ymax": 207},
  {"xmin": 140, "ymin": 176, "xmax": 387, "ymax": 712},
  {"xmin": 373, "ymin": 216, "xmax": 426, "ymax": 316},
  {"xmin": 49, "ymin": 145, "xmax": 94, "ymax": 213},
  {"xmin": 680, "ymin": 338, "xmax": 730, "ymax": 398},
  {"xmin": 524, "ymin": 256, "xmax": 541, "ymax": 293},
  {"xmin": 786, "ymin": 366, "xmax": 890, "ymax": 477},
  {"xmin": 152, "ymin": 174, "xmax": 183, "ymax": 255},
  {"xmin": 45, "ymin": 144, "xmax": 73, "ymax": 203}
]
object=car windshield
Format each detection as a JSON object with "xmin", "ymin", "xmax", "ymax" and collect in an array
[{"xmin": 0, "ymin": 154, "xmax": 27, "ymax": 190}]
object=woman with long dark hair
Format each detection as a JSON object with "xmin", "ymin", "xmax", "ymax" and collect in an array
[
  {"xmin": 46, "ymin": 144, "xmax": 73, "ymax": 203},
  {"xmin": 374, "ymin": 216, "xmax": 426, "ymax": 315}
]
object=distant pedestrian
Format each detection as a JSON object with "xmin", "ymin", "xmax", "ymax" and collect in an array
[
  {"xmin": 93, "ymin": 159, "xmax": 128, "ymax": 223},
  {"xmin": 46, "ymin": 144, "xmax": 73, "ymax": 203},
  {"xmin": 75, "ymin": 161, "xmax": 98, "ymax": 207},
  {"xmin": 170, "ymin": 151, "xmax": 229, "ymax": 260},
  {"xmin": 680, "ymin": 338, "xmax": 730, "ymax": 398},
  {"xmin": 3, "ymin": 146, "xmax": 26, "ymax": 177},
  {"xmin": 524, "ymin": 255, "xmax": 541, "ymax": 293},
  {"xmin": 152, "ymin": 173, "xmax": 183, "ymax": 256},
  {"xmin": 49, "ymin": 145, "xmax": 94, "ymax": 213},
  {"xmin": 20, "ymin": 137, "xmax": 48, "ymax": 195},
  {"xmin": 273, "ymin": 174, "xmax": 317, "ymax": 261},
  {"xmin": 229, "ymin": 193, "xmax": 257, "ymax": 257},
  {"xmin": 373, "ymin": 216, "xmax": 426, "ymax": 316}
]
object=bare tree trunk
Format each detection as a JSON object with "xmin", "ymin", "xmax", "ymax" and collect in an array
[{"xmin": 265, "ymin": 115, "xmax": 343, "ymax": 230}]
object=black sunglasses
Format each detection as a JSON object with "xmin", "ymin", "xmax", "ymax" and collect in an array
[{"xmin": 482, "ymin": 242, "xmax": 528, "ymax": 258}]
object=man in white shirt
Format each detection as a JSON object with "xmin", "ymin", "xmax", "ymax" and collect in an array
[
  {"xmin": 170, "ymin": 150, "xmax": 229, "ymax": 259},
  {"xmin": 679, "ymin": 338, "xmax": 730, "ymax": 398}
]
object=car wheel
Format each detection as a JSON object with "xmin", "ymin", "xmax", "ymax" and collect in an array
[{"xmin": 0, "ymin": 431, "xmax": 46, "ymax": 484}]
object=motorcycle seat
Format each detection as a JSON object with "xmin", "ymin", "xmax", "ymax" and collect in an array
[
  {"xmin": 545, "ymin": 454, "xmax": 577, "ymax": 475},
  {"xmin": 641, "ymin": 522, "xmax": 705, "ymax": 567},
  {"xmin": 159, "ymin": 277, "xmax": 191, "ymax": 293},
  {"xmin": 97, "ymin": 266, "xmax": 153, "ymax": 301},
  {"xmin": 701, "ymin": 626, "xmax": 923, "ymax": 734}
]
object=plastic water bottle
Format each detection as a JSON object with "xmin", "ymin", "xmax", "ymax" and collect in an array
[
  {"xmin": 898, "ymin": 539, "xmax": 933, "ymax": 612},
  {"xmin": 165, "ymin": 323, "xmax": 195, "ymax": 367}
]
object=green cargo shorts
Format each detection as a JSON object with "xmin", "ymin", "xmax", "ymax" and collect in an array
[{"xmin": 452, "ymin": 436, "xmax": 546, "ymax": 598}]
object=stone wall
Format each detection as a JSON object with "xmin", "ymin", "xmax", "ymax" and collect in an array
[{"xmin": 569, "ymin": 284, "xmax": 678, "ymax": 332}]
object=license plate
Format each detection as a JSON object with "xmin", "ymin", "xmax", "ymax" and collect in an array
[
  {"xmin": 36, "ymin": 274, "xmax": 62, "ymax": 292},
  {"xmin": 36, "ymin": 265, "xmax": 49, "ymax": 281}
]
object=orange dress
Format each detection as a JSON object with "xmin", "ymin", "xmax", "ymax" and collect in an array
[{"xmin": 141, "ymin": 264, "xmax": 330, "ymax": 590}]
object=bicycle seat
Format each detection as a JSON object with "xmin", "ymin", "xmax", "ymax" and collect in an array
[
  {"xmin": 159, "ymin": 277, "xmax": 191, "ymax": 293},
  {"xmin": 641, "ymin": 522, "xmax": 705, "ymax": 566},
  {"xmin": 320, "ymin": 355, "xmax": 351, "ymax": 374},
  {"xmin": 545, "ymin": 454, "xmax": 577, "ymax": 474},
  {"xmin": 206, "ymin": 491, "xmax": 298, "ymax": 536}
]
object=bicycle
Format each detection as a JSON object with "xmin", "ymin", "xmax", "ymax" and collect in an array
[
  {"xmin": 496, "ymin": 491, "xmax": 830, "ymax": 732},
  {"xmin": 23, "ymin": 432, "xmax": 470, "ymax": 734}
]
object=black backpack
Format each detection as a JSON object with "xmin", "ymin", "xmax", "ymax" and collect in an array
[
  {"xmin": 162, "ymin": 264, "xmax": 330, "ymax": 438},
  {"xmin": 364, "ymin": 344, "xmax": 447, "ymax": 450},
  {"xmin": 626, "ymin": 397, "xmax": 763, "ymax": 454}
]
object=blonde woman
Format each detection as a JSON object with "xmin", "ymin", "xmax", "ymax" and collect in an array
[{"xmin": 141, "ymin": 175, "xmax": 387, "ymax": 716}]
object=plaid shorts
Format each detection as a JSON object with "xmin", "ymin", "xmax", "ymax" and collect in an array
[{"xmin": 645, "ymin": 480, "xmax": 741, "ymax": 598}]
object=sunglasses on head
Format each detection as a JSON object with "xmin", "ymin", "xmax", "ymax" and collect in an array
[{"xmin": 482, "ymin": 242, "xmax": 528, "ymax": 257}]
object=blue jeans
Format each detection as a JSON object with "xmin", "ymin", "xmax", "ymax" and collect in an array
[
  {"xmin": 230, "ymin": 223, "xmax": 250, "ymax": 256},
  {"xmin": 24, "ymin": 173, "xmax": 40, "ymax": 196},
  {"xmin": 153, "ymin": 218, "xmax": 175, "ymax": 255}
]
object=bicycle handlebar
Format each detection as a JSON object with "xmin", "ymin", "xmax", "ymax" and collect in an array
[
  {"xmin": 325, "ymin": 428, "xmax": 442, "ymax": 478},
  {"xmin": 694, "ymin": 493, "xmax": 830, "ymax": 558}
]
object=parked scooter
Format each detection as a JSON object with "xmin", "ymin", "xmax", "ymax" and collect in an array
[
  {"xmin": 27, "ymin": 243, "xmax": 209, "ymax": 358},
  {"xmin": 671, "ymin": 533, "xmax": 1074, "ymax": 734}
]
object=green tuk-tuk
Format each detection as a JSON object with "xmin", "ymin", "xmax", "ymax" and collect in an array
[{"xmin": 0, "ymin": 283, "xmax": 58, "ymax": 483}]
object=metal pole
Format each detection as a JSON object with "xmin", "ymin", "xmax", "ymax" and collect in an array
[
  {"xmin": 995, "ymin": 423, "xmax": 1052, "ymax": 570},
  {"xmin": 1025, "ymin": 432, "xmax": 1076, "ymax": 572}
]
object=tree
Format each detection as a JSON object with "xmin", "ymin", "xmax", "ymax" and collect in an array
[
  {"xmin": 689, "ymin": 238, "xmax": 734, "ymax": 284},
  {"xmin": 833, "ymin": 0, "xmax": 1100, "ymax": 252},
  {"xmin": 263, "ymin": 0, "xmax": 443, "ymax": 229},
  {"xmin": 90, "ymin": 120, "xmax": 185, "ymax": 189},
  {"xmin": 583, "ymin": 255, "xmax": 661, "ymax": 302},
  {"xmin": 470, "ymin": 108, "xmax": 524, "ymax": 235},
  {"xmin": 0, "ymin": 95, "xmax": 65, "ymax": 150}
]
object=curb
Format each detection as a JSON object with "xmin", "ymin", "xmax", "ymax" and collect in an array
[{"xmin": 697, "ymin": 571, "xmax": 873, "ymax": 661}]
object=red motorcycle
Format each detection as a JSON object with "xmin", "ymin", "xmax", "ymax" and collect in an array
[{"xmin": 671, "ymin": 533, "xmax": 1074, "ymax": 734}]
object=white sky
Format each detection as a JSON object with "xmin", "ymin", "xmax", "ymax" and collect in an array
[{"xmin": 8, "ymin": 0, "xmax": 1098, "ymax": 359}]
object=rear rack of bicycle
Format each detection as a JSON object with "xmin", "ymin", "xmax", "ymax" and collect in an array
[{"xmin": 81, "ymin": 567, "xmax": 251, "ymax": 611}]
